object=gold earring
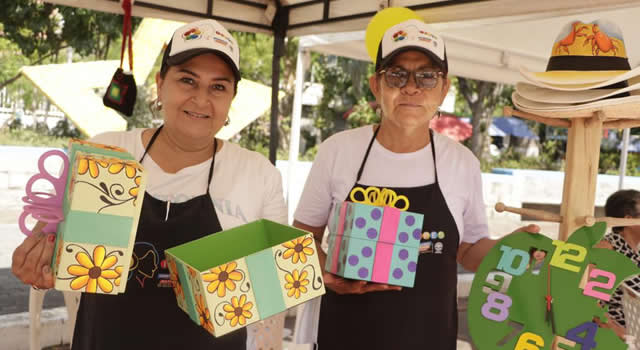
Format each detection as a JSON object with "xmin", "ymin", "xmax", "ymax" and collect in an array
[{"xmin": 225, "ymin": 116, "xmax": 230, "ymax": 126}]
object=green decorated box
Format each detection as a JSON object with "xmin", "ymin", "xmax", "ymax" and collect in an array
[
  {"xmin": 165, "ymin": 219, "xmax": 325, "ymax": 337},
  {"xmin": 51, "ymin": 140, "xmax": 147, "ymax": 294}
]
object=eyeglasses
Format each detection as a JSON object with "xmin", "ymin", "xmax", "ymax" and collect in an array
[{"xmin": 378, "ymin": 67, "xmax": 444, "ymax": 89}]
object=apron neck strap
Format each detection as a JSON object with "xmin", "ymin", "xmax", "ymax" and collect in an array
[
  {"xmin": 355, "ymin": 125, "xmax": 438, "ymax": 184},
  {"xmin": 355, "ymin": 125, "xmax": 381, "ymax": 182},
  {"xmin": 139, "ymin": 125, "xmax": 218, "ymax": 194}
]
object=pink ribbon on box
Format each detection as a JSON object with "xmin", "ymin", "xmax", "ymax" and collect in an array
[{"xmin": 18, "ymin": 150, "xmax": 70, "ymax": 236}]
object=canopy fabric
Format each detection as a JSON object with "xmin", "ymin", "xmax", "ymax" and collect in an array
[
  {"xmin": 492, "ymin": 117, "xmax": 539, "ymax": 139},
  {"xmin": 44, "ymin": 0, "xmax": 638, "ymax": 38}
]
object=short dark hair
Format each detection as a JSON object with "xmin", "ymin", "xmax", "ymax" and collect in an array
[{"xmin": 605, "ymin": 189, "xmax": 640, "ymax": 233}]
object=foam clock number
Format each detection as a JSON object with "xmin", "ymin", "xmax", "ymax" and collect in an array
[
  {"xmin": 497, "ymin": 245, "xmax": 530, "ymax": 276},
  {"xmin": 583, "ymin": 268, "xmax": 616, "ymax": 302},
  {"xmin": 549, "ymin": 240, "xmax": 586, "ymax": 273},
  {"xmin": 565, "ymin": 322, "xmax": 597, "ymax": 350},
  {"xmin": 514, "ymin": 332, "xmax": 544, "ymax": 350},
  {"xmin": 483, "ymin": 271, "xmax": 513, "ymax": 295},
  {"xmin": 552, "ymin": 336, "xmax": 576, "ymax": 350},
  {"xmin": 481, "ymin": 291, "xmax": 512, "ymax": 322}
]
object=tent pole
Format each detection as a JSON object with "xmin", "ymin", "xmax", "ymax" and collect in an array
[
  {"xmin": 619, "ymin": 127, "xmax": 631, "ymax": 189},
  {"xmin": 269, "ymin": 6, "xmax": 288, "ymax": 164},
  {"xmin": 287, "ymin": 45, "xmax": 306, "ymax": 222}
]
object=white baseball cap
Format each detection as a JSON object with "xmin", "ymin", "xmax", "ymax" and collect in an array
[
  {"xmin": 162, "ymin": 19, "xmax": 240, "ymax": 81},
  {"xmin": 375, "ymin": 19, "xmax": 447, "ymax": 73}
]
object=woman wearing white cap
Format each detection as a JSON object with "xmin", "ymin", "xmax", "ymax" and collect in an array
[
  {"xmin": 11, "ymin": 19, "xmax": 287, "ymax": 349},
  {"xmin": 293, "ymin": 8, "xmax": 536, "ymax": 349}
]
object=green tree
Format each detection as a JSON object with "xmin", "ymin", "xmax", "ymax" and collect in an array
[
  {"xmin": 232, "ymin": 32, "xmax": 298, "ymax": 159},
  {"xmin": 309, "ymin": 55, "xmax": 374, "ymax": 146},
  {"xmin": 454, "ymin": 77, "xmax": 514, "ymax": 160},
  {"xmin": 0, "ymin": 1, "xmax": 136, "ymax": 90}
]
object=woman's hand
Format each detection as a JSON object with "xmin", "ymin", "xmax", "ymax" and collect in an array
[
  {"xmin": 11, "ymin": 222, "xmax": 56, "ymax": 289},
  {"xmin": 323, "ymin": 272, "xmax": 402, "ymax": 295}
]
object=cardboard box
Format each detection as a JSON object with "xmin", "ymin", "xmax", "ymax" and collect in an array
[
  {"xmin": 51, "ymin": 140, "xmax": 147, "ymax": 294},
  {"xmin": 326, "ymin": 201, "xmax": 423, "ymax": 287},
  {"xmin": 166, "ymin": 219, "xmax": 326, "ymax": 337}
]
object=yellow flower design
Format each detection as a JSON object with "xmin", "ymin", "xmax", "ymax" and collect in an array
[
  {"xmin": 223, "ymin": 294, "xmax": 253, "ymax": 327},
  {"xmin": 108, "ymin": 161, "xmax": 138, "ymax": 179},
  {"xmin": 168, "ymin": 258, "xmax": 183, "ymax": 299},
  {"xmin": 77, "ymin": 157, "xmax": 109, "ymax": 179},
  {"xmin": 282, "ymin": 237, "xmax": 314, "ymax": 263},
  {"xmin": 284, "ymin": 269, "xmax": 309, "ymax": 299},
  {"xmin": 195, "ymin": 294, "xmax": 214, "ymax": 333},
  {"xmin": 67, "ymin": 245, "xmax": 119, "ymax": 293},
  {"xmin": 114, "ymin": 266, "xmax": 124, "ymax": 287},
  {"xmin": 129, "ymin": 176, "xmax": 142, "ymax": 201},
  {"xmin": 202, "ymin": 262, "xmax": 243, "ymax": 297}
]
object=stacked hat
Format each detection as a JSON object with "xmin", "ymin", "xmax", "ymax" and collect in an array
[
  {"xmin": 512, "ymin": 20, "xmax": 640, "ymax": 118},
  {"xmin": 365, "ymin": 7, "xmax": 447, "ymax": 74}
]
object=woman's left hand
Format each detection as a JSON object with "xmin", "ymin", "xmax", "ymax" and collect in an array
[{"xmin": 510, "ymin": 224, "xmax": 541, "ymax": 235}]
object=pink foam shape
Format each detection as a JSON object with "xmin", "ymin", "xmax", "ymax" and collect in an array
[
  {"xmin": 19, "ymin": 150, "xmax": 69, "ymax": 235},
  {"xmin": 330, "ymin": 202, "xmax": 348, "ymax": 273},
  {"xmin": 371, "ymin": 242, "xmax": 393, "ymax": 283},
  {"xmin": 379, "ymin": 206, "xmax": 401, "ymax": 243}
]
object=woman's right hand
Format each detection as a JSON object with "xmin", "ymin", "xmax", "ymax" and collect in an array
[
  {"xmin": 11, "ymin": 222, "xmax": 56, "ymax": 289},
  {"xmin": 323, "ymin": 272, "xmax": 402, "ymax": 295}
]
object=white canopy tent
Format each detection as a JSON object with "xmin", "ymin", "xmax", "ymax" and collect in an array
[
  {"xmin": 45, "ymin": 0, "xmax": 640, "ymax": 157},
  {"xmin": 43, "ymin": 0, "xmax": 640, "ymax": 200}
]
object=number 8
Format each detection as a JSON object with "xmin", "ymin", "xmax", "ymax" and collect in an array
[{"xmin": 481, "ymin": 291, "xmax": 512, "ymax": 322}]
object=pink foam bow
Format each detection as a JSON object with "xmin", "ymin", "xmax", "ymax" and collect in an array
[{"xmin": 18, "ymin": 150, "xmax": 69, "ymax": 236}]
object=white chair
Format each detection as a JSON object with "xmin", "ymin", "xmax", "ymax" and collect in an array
[
  {"xmin": 621, "ymin": 285, "xmax": 640, "ymax": 350},
  {"xmin": 29, "ymin": 288, "xmax": 80, "ymax": 350},
  {"xmin": 247, "ymin": 312, "xmax": 286, "ymax": 350}
]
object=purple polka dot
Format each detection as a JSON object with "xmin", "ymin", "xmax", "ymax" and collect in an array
[
  {"xmin": 408, "ymin": 261, "xmax": 417, "ymax": 272},
  {"xmin": 355, "ymin": 217, "xmax": 366, "ymax": 228},
  {"xmin": 358, "ymin": 267, "xmax": 369, "ymax": 278},
  {"xmin": 398, "ymin": 232, "xmax": 409, "ymax": 243},
  {"xmin": 399, "ymin": 249, "xmax": 409, "ymax": 260},
  {"xmin": 367, "ymin": 228, "xmax": 378, "ymax": 239},
  {"xmin": 362, "ymin": 246, "xmax": 373, "ymax": 257},
  {"xmin": 413, "ymin": 229, "xmax": 422, "ymax": 240},
  {"xmin": 348, "ymin": 255, "xmax": 359, "ymax": 266},
  {"xmin": 393, "ymin": 268, "xmax": 403, "ymax": 279},
  {"xmin": 405, "ymin": 215, "xmax": 415, "ymax": 226},
  {"xmin": 371, "ymin": 208, "xmax": 382, "ymax": 220}
]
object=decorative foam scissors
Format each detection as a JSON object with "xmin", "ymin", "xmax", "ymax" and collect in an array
[
  {"xmin": 18, "ymin": 150, "xmax": 69, "ymax": 236},
  {"xmin": 349, "ymin": 186, "xmax": 410, "ymax": 211}
]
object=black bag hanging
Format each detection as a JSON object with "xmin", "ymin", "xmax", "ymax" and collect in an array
[{"xmin": 103, "ymin": 0, "xmax": 136, "ymax": 117}]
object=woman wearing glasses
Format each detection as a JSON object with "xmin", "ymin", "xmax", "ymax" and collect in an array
[{"xmin": 292, "ymin": 9, "xmax": 535, "ymax": 349}]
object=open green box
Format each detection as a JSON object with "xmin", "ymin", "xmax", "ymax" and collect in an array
[{"xmin": 165, "ymin": 219, "xmax": 325, "ymax": 337}]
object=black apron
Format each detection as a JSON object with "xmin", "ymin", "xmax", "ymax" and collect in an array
[
  {"xmin": 318, "ymin": 127, "xmax": 460, "ymax": 349},
  {"xmin": 72, "ymin": 126, "xmax": 247, "ymax": 350}
]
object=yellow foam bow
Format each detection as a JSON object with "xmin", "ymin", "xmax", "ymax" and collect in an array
[{"xmin": 349, "ymin": 186, "xmax": 409, "ymax": 211}]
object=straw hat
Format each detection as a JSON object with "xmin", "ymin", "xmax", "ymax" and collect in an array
[{"xmin": 519, "ymin": 20, "xmax": 640, "ymax": 90}]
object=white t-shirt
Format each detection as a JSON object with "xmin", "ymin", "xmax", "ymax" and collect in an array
[
  {"xmin": 91, "ymin": 128, "xmax": 288, "ymax": 228},
  {"xmin": 294, "ymin": 125, "xmax": 488, "ymax": 244}
]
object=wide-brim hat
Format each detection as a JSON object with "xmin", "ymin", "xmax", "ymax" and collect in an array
[
  {"xmin": 512, "ymin": 91, "xmax": 640, "ymax": 118},
  {"xmin": 515, "ymin": 77, "xmax": 640, "ymax": 104},
  {"xmin": 519, "ymin": 19, "xmax": 640, "ymax": 89},
  {"xmin": 161, "ymin": 19, "xmax": 241, "ymax": 81},
  {"xmin": 365, "ymin": 8, "xmax": 447, "ymax": 73}
]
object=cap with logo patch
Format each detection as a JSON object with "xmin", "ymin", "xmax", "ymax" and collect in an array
[
  {"xmin": 374, "ymin": 18, "xmax": 448, "ymax": 74},
  {"xmin": 161, "ymin": 19, "xmax": 241, "ymax": 81}
]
